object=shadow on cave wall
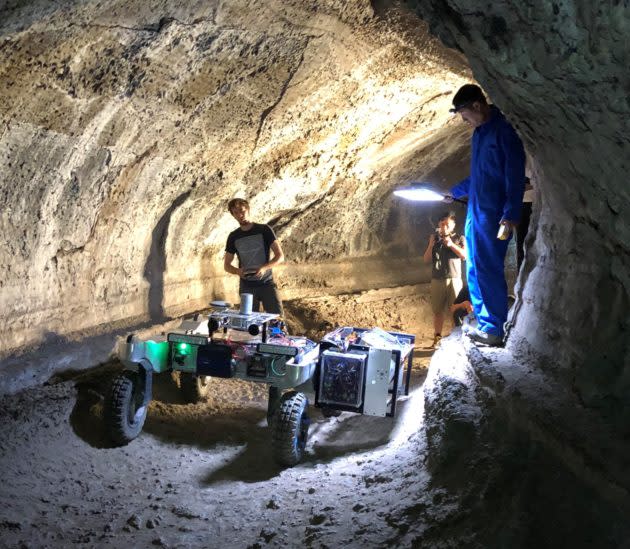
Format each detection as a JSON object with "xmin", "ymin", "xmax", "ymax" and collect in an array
[{"xmin": 143, "ymin": 191, "xmax": 191, "ymax": 322}]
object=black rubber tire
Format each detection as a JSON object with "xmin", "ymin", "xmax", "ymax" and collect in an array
[
  {"xmin": 271, "ymin": 391, "xmax": 310, "ymax": 466},
  {"xmin": 105, "ymin": 371, "xmax": 147, "ymax": 445},
  {"xmin": 180, "ymin": 373, "xmax": 211, "ymax": 403}
]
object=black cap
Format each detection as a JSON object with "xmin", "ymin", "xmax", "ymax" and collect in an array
[{"xmin": 450, "ymin": 84, "xmax": 486, "ymax": 113}]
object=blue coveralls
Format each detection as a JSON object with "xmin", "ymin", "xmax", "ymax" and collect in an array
[{"xmin": 451, "ymin": 106, "xmax": 525, "ymax": 337}]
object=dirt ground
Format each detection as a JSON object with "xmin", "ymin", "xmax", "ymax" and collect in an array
[{"xmin": 0, "ymin": 286, "xmax": 462, "ymax": 549}]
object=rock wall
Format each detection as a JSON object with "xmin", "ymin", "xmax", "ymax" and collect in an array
[
  {"xmin": 423, "ymin": 337, "xmax": 630, "ymax": 547},
  {"xmin": 6, "ymin": 0, "xmax": 625, "ymax": 428},
  {"xmin": 402, "ymin": 0, "xmax": 630, "ymax": 531},
  {"xmin": 406, "ymin": 0, "xmax": 630, "ymax": 424},
  {"xmin": 0, "ymin": 0, "xmax": 472, "ymax": 359}
]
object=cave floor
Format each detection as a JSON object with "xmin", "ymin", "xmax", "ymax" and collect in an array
[
  {"xmin": 0, "ymin": 287, "xmax": 457, "ymax": 549},
  {"xmin": 2, "ymin": 288, "xmax": 627, "ymax": 548},
  {"xmin": 0, "ymin": 364, "xmax": 433, "ymax": 548}
]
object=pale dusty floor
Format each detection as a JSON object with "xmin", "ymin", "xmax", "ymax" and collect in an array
[{"xmin": 0, "ymin": 287, "xmax": 460, "ymax": 549}]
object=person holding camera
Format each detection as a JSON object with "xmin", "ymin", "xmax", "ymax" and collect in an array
[
  {"xmin": 423, "ymin": 211, "xmax": 467, "ymax": 348},
  {"xmin": 224, "ymin": 197, "xmax": 284, "ymax": 315}
]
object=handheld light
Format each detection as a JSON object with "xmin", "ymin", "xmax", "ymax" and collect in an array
[{"xmin": 393, "ymin": 183, "xmax": 466, "ymax": 203}]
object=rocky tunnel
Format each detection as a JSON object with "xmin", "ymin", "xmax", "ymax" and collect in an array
[{"xmin": 0, "ymin": 0, "xmax": 628, "ymax": 547}]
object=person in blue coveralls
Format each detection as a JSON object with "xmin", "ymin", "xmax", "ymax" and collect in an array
[{"xmin": 447, "ymin": 84, "xmax": 526, "ymax": 347}]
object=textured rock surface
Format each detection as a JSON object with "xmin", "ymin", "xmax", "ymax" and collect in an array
[
  {"xmin": 406, "ymin": 0, "xmax": 630, "ymax": 423},
  {"xmin": 0, "ymin": 0, "xmax": 471, "ymax": 359},
  {"xmin": 407, "ymin": 0, "xmax": 630, "ymax": 533},
  {"xmin": 423, "ymin": 334, "xmax": 630, "ymax": 547}
]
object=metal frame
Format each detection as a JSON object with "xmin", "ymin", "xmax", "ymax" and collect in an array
[{"xmin": 314, "ymin": 327, "xmax": 414, "ymax": 418}]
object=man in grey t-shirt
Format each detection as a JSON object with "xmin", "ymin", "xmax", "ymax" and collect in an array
[{"xmin": 223, "ymin": 198, "xmax": 285, "ymax": 315}]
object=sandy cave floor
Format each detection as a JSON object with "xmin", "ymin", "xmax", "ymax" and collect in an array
[{"xmin": 0, "ymin": 286, "xmax": 459, "ymax": 549}]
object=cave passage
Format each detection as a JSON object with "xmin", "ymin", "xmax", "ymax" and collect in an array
[{"xmin": 1, "ymin": 0, "xmax": 629, "ymax": 547}]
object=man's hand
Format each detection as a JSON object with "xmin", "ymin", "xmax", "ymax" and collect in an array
[
  {"xmin": 452, "ymin": 300, "xmax": 473, "ymax": 314},
  {"xmin": 500, "ymin": 219, "xmax": 517, "ymax": 231},
  {"xmin": 498, "ymin": 219, "xmax": 517, "ymax": 240},
  {"xmin": 442, "ymin": 235, "xmax": 454, "ymax": 248},
  {"xmin": 250, "ymin": 266, "xmax": 266, "ymax": 279},
  {"xmin": 241, "ymin": 268, "xmax": 258, "ymax": 280}
]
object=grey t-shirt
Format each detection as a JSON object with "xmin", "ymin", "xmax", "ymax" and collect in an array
[
  {"xmin": 225, "ymin": 223, "xmax": 276, "ymax": 286},
  {"xmin": 431, "ymin": 233, "xmax": 464, "ymax": 280}
]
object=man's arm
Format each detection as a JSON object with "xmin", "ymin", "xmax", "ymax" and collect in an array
[
  {"xmin": 450, "ymin": 300, "xmax": 473, "ymax": 314},
  {"xmin": 252, "ymin": 239, "xmax": 285, "ymax": 277},
  {"xmin": 422, "ymin": 233, "xmax": 435, "ymax": 264},
  {"xmin": 224, "ymin": 252, "xmax": 243, "ymax": 277},
  {"xmin": 266, "ymin": 240, "xmax": 285, "ymax": 269},
  {"xmin": 450, "ymin": 176, "xmax": 471, "ymax": 200}
]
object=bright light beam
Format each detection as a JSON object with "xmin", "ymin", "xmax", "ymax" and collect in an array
[
  {"xmin": 393, "ymin": 183, "xmax": 466, "ymax": 204},
  {"xmin": 393, "ymin": 186, "xmax": 446, "ymax": 202}
]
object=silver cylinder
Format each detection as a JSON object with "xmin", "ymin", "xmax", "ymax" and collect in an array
[{"xmin": 240, "ymin": 293, "xmax": 253, "ymax": 315}]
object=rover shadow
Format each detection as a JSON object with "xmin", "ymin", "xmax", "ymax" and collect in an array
[
  {"xmin": 143, "ymin": 404, "xmax": 284, "ymax": 483},
  {"xmin": 204, "ymin": 369, "xmax": 426, "ymax": 480},
  {"xmin": 68, "ymin": 362, "xmax": 186, "ymax": 448},
  {"xmin": 199, "ymin": 398, "xmax": 411, "ymax": 484},
  {"xmin": 68, "ymin": 361, "xmax": 123, "ymax": 448},
  {"xmin": 69, "ymin": 362, "xmax": 419, "ymax": 480},
  {"xmin": 304, "ymin": 399, "xmax": 409, "ymax": 462}
]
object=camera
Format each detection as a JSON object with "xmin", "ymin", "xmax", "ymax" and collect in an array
[
  {"xmin": 435, "ymin": 229, "xmax": 449, "ymax": 245},
  {"xmin": 243, "ymin": 268, "xmax": 261, "ymax": 280}
]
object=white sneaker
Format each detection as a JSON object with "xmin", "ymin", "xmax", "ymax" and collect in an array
[
  {"xmin": 461, "ymin": 313, "xmax": 476, "ymax": 334},
  {"xmin": 465, "ymin": 327, "xmax": 503, "ymax": 347}
]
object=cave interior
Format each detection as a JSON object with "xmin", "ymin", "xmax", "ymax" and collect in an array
[{"xmin": 0, "ymin": 0, "xmax": 629, "ymax": 547}]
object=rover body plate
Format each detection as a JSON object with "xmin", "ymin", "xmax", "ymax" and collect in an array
[
  {"xmin": 257, "ymin": 343, "xmax": 298, "ymax": 357},
  {"xmin": 167, "ymin": 333, "xmax": 208, "ymax": 346},
  {"xmin": 209, "ymin": 311, "xmax": 279, "ymax": 322}
]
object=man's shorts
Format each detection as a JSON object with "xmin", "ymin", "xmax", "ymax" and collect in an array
[
  {"xmin": 430, "ymin": 277, "xmax": 463, "ymax": 315},
  {"xmin": 239, "ymin": 280, "xmax": 284, "ymax": 316}
]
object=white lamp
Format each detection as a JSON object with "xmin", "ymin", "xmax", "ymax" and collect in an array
[{"xmin": 393, "ymin": 183, "xmax": 465, "ymax": 203}]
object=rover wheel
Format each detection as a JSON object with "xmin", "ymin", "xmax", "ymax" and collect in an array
[
  {"xmin": 105, "ymin": 371, "xmax": 147, "ymax": 445},
  {"xmin": 271, "ymin": 391, "xmax": 310, "ymax": 466},
  {"xmin": 180, "ymin": 372, "xmax": 211, "ymax": 403}
]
